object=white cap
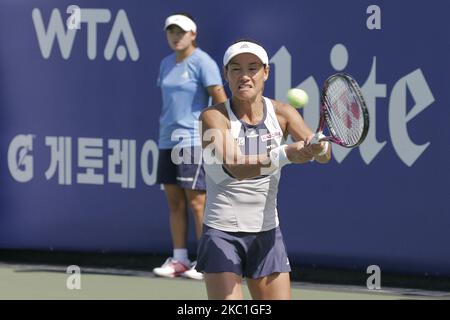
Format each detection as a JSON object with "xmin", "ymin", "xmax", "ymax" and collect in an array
[
  {"xmin": 223, "ymin": 41, "xmax": 269, "ymax": 66},
  {"xmin": 164, "ymin": 15, "xmax": 197, "ymax": 32}
]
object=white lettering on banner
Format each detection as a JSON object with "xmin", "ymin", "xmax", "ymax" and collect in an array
[
  {"xmin": 104, "ymin": 10, "xmax": 139, "ymax": 61},
  {"xmin": 330, "ymin": 55, "xmax": 388, "ymax": 165},
  {"xmin": 108, "ymin": 139, "xmax": 136, "ymax": 189},
  {"xmin": 140, "ymin": 140, "xmax": 158, "ymax": 186},
  {"xmin": 270, "ymin": 44, "xmax": 435, "ymax": 166},
  {"xmin": 45, "ymin": 136, "xmax": 72, "ymax": 185},
  {"xmin": 8, "ymin": 135, "xmax": 34, "ymax": 182},
  {"xmin": 359, "ymin": 57, "xmax": 387, "ymax": 164},
  {"xmin": 330, "ymin": 44, "xmax": 348, "ymax": 71},
  {"xmin": 271, "ymin": 47, "xmax": 320, "ymax": 146},
  {"xmin": 32, "ymin": 9, "xmax": 76, "ymax": 59},
  {"xmin": 79, "ymin": 9, "xmax": 111, "ymax": 60},
  {"xmin": 77, "ymin": 137, "xmax": 104, "ymax": 185},
  {"xmin": 389, "ymin": 69, "xmax": 434, "ymax": 166},
  {"xmin": 32, "ymin": 8, "xmax": 139, "ymax": 61},
  {"xmin": 7, "ymin": 135, "xmax": 158, "ymax": 188}
]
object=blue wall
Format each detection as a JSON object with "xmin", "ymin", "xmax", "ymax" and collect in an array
[{"xmin": 1, "ymin": 0, "xmax": 449, "ymax": 276}]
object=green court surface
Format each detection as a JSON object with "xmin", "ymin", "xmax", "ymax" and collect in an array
[{"xmin": 1, "ymin": 263, "xmax": 448, "ymax": 300}]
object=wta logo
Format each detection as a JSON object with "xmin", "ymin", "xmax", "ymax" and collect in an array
[{"xmin": 32, "ymin": 7, "xmax": 139, "ymax": 61}]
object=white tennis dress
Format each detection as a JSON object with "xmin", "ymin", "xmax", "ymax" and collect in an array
[{"xmin": 203, "ymin": 97, "xmax": 286, "ymax": 232}]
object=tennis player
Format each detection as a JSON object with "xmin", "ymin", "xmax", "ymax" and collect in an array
[
  {"xmin": 153, "ymin": 13, "xmax": 227, "ymax": 280},
  {"xmin": 196, "ymin": 39, "xmax": 331, "ymax": 299}
]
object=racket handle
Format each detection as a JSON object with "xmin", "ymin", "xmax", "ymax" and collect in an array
[{"xmin": 310, "ymin": 132, "xmax": 326, "ymax": 145}]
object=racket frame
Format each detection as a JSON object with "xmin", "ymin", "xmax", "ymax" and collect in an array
[{"xmin": 316, "ymin": 73, "xmax": 370, "ymax": 148}]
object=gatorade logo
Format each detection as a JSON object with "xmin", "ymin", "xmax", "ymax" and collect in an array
[{"xmin": 8, "ymin": 135, "xmax": 34, "ymax": 183}]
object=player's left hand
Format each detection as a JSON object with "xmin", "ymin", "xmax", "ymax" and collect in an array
[
  {"xmin": 305, "ymin": 134, "xmax": 328, "ymax": 157},
  {"xmin": 285, "ymin": 141, "xmax": 314, "ymax": 163}
]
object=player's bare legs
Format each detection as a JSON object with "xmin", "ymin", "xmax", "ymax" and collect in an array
[
  {"xmin": 247, "ymin": 272, "xmax": 291, "ymax": 300},
  {"xmin": 205, "ymin": 273, "xmax": 244, "ymax": 300},
  {"xmin": 163, "ymin": 184, "xmax": 188, "ymax": 248},
  {"xmin": 185, "ymin": 189, "xmax": 206, "ymax": 240}
]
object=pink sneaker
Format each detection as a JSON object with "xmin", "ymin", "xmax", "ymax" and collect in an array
[
  {"xmin": 153, "ymin": 258, "xmax": 189, "ymax": 278},
  {"xmin": 182, "ymin": 261, "xmax": 204, "ymax": 280}
]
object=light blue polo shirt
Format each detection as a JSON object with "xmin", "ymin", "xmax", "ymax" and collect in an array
[{"xmin": 157, "ymin": 48, "xmax": 223, "ymax": 149}]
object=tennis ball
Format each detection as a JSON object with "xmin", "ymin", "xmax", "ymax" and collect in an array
[{"xmin": 287, "ymin": 88, "xmax": 309, "ymax": 108}]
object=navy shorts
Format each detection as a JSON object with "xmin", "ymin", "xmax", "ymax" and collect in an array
[
  {"xmin": 196, "ymin": 225, "xmax": 291, "ymax": 279},
  {"xmin": 156, "ymin": 147, "xmax": 206, "ymax": 190}
]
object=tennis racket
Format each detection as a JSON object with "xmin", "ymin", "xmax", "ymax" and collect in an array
[{"xmin": 309, "ymin": 73, "xmax": 369, "ymax": 148}]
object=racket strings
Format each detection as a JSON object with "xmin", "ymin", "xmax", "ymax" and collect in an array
[{"xmin": 325, "ymin": 78, "xmax": 364, "ymax": 146}]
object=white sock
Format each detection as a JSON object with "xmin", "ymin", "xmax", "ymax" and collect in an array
[{"xmin": 173, "ymin": 249, "xmax": 189, "ymax": 265}]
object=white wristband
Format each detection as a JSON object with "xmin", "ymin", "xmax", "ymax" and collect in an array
[
  {"xmin": 316, "ymin": 141, "xmax": 329, "ymax": 157},
  {"xmin": 269, "ymin": 144, "xmax": 291, "ymax": 168}
]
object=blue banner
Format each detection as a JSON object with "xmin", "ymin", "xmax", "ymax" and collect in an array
[{"xmin": 1, "ymin": 0, "xmax": 449, "ymax": 276}]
